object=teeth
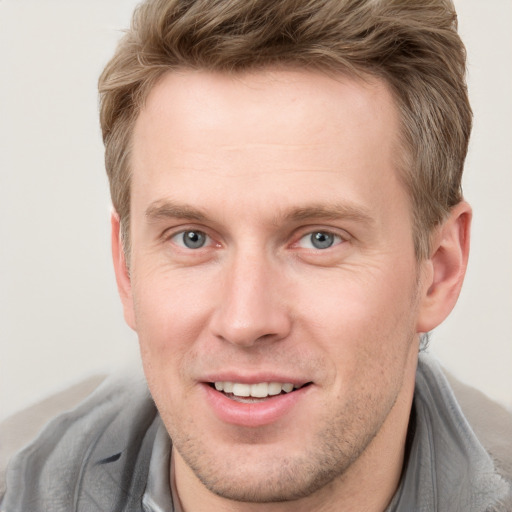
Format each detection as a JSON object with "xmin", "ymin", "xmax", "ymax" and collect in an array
[
  {"xmin": 213, "ymin": 381, "xmax": 299, "ymax": 398},
  {"xmin": 268, "ymin": 382, "xmax": 283, "ymax": 396},
  {"xmin": 250, "ymin": 382, "xmax": 269, "ymax": 398},
  {"xmin": 232, "ymin": 383, "xmax": 250, "ymax": 397}
]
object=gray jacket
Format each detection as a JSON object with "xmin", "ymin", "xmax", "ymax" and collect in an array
[{"xmin": 1, "ymin": 353, "xmax": 511, "ymax": 511}]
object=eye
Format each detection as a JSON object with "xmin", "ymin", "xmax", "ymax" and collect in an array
[
  {"xmin": 297, "ymin": 231, "xmax": 343, "ymax": 250},
  {"xmin": 171, "ymin": 230, "xmax": 210, "ymax": 249}
]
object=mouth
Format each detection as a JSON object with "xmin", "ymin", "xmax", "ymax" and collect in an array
[
  {"xmin": 203, "ymin": 378, "xmax": 314, "ymax": 426},
  {"xmin": 208, "ymin": 381, "xmax": 312, "ymax": 403}
]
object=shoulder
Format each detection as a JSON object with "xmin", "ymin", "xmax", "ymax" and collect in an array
[
  {"xmin": 0, "ymin": 368, "xmax": 158, "ymax": 511},
  {"xmin": 411, "ymin": 353, "xmax": 512, "ymax": 511},
  {"xmin": 446, "ymin": 370, "xmax": 512, "ymax": 486}
]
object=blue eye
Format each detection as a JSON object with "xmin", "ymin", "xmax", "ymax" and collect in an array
[
  {"xmin": 298, "ymin": 231, "xmax": 342, "ymax": 250},
  {"xmin": 173, "ymin": 230, "xmax": 209, "ymax": 249}
]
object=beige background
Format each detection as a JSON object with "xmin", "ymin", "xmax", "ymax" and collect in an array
[{"xmin": 1, "ymin": 0, "xmax": 511, "ymax": 421}]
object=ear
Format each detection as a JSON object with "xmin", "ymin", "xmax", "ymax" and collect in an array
[
  {"xmin": 416, "ymin": 201, "xmax": 472, "ymax": 333},
  {"xmin": 111, "ymin": 211, "xmax": 136, "ymax": 330}
]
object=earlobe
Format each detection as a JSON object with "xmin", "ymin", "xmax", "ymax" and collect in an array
[
  {"xmin": 111, "ymin": 211, "xmax": 137, "ymax": 330},
  {"xmin": 416, "ymin": 201, "xmax": 472, "ymax": 333}
]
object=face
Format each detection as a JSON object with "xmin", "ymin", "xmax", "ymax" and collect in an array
[{"xmin": 122, "ymin": 69, "xmax": 429, "ymax": 503}]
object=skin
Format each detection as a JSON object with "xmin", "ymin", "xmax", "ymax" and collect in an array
[{"xmin": 112, "ymin": 69, "xmax": 471, "ymax": 511}]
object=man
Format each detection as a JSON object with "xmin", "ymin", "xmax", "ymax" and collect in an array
[{"xmin": 2, "ymin": 0, "xmax": 511, "ymax": 510}]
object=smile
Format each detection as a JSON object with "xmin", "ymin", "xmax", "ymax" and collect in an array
[
  {"xmin": 203, "ymin": 380, "xmax": 313, "ymax": 426},
  {"xmin": 209, "ymin": 381, "xmax": 311, "ymax": 403}
]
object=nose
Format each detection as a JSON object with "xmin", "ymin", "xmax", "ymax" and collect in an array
[{"xmin": 210, "ymin": 249, "xmax": 292, "ymax": 347}]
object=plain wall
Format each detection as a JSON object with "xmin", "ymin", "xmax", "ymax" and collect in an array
[{"xmin": 1, "ymin": 0, "xmax": 511, "ymax": 422}]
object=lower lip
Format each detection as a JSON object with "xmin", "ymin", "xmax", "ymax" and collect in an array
[{"xmin": 201, "ymin": 383, "xmax": 311, "ymax": 427}]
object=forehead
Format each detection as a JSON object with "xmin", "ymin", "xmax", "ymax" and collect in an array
[
  {"xmin": 130, "ymin": 68, "xmax": 406, "ymax": 224},
  {"xmin": 134, "ymin": 67, "xmax": 399, "ymax": 152}
]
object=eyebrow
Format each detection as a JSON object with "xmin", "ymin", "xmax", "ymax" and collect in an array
[
  {"xmin": 145, "ymin": 199, "xmax": 375, "ymax": 226},
  {"xmin": 281, "ymin": 203, "xmax": 375, "ymax": 226},
  {"xmin": 145, "ymin": 200, "xmax": 208, "ymax": 222}
]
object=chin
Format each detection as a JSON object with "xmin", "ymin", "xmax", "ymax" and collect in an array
[{"xmin": 174, "ymin": 421, "xmax": 373, "ymax": 505}]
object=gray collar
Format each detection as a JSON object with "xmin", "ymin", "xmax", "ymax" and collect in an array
[
  {"xmin": 142, "ymin": 421, "xmax": 180, "ymax": 512},
  {"xmin": 386, "ymin": 352, "xmax": 510, "ymax": 511}
]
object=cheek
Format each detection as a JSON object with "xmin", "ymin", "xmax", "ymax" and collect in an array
[
  {"xmin": 133, "ymin": 282, "xmax": 203, "ymax": 426},
  {"xmin": 297, "ymin": 261, "xmax": 419, "ymax": 375},
  {"xmin": 134, "ymin": 267, "xmax": 209, "ymax": 335},
  {"xmin": 303, "ymin": 261, "xmax": 417, "ymax": 332},
  {"xmin": 131, "ymin": 271, "xmax": 212, "ymax": 390}
]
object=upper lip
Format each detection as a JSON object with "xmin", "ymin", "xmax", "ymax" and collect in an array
[{"xmin": 200, "ymin": 373, "xmax": 311, "ymax": 386}]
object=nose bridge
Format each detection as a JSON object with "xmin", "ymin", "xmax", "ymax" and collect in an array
[{"xmin": 211, "ymin": 244, "xmax": 290, "ymax": 347}]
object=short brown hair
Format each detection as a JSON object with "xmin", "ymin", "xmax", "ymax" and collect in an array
[{"xmin": 99, "ymin": 0, "xmax": 471, "ymax": 259}]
